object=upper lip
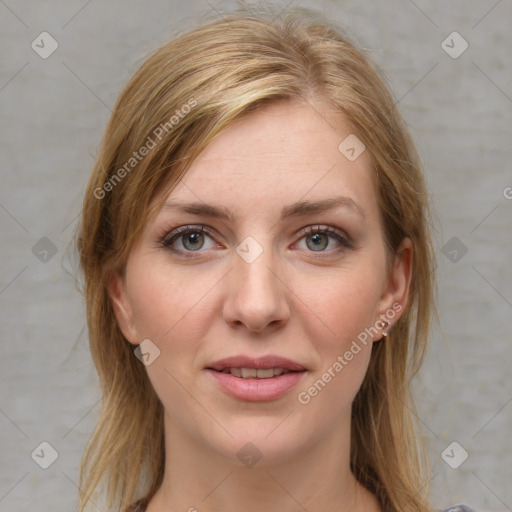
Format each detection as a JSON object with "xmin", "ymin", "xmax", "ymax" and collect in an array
[{"xmin": 207, "ymin": 355, "xmax": 306, "ymax": 372}]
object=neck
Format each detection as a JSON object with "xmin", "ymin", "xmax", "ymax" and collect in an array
[{"xmin": 147, "ymin": 410, "xmax": 381, "ymax": 512}]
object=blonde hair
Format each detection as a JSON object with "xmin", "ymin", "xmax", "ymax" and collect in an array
[{"xmin": 76, "ymin": 5, "xmax": 436, "ymax": 512}]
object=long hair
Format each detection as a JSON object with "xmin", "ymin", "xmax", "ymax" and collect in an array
[{"xmin": 76, "ymin": 5, "xmax": 436, "ymax": 511}]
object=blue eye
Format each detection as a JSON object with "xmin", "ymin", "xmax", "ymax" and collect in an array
[
  {"xmin": 160, "ymin": 224, "xmax": 353, "ymax": 256},
  {"xmin": 161, "ymin": 226, "xmax": 217, "ymax": 253},
  {"xmin": 297, "ymin": 225, "xmax": 353, "ymax": 252}
]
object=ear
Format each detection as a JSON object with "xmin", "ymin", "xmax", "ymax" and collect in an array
[
  {"xmin": 108, "ymin": 272, "xmax": 139, "ymax": 345},
  {"xmin": 374, "ymin": 237, "xmax": 413, "ymax": 339}
]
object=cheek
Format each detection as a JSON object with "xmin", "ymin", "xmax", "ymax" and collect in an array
[
  {"xmin": 124, "ymin": 260, "xmax": 219, "ymax": 419},
  {"xmin": 125, "ymin": 258, "xmax": 219, "ymax": 343},
  {"xmin": 295, "ymin": 267, "xmax": 382, "ymax": 346},
  {"xmin": 292, "ymin": 268, "xmax": 381, "ymax": 413}
]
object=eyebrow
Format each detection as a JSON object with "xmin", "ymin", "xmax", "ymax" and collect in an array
[{"xmin": 162, "ymin": 196, "xmax": 365, "ymax": 222}]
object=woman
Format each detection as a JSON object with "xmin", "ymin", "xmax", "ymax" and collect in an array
[{"xmin": 76, "ymin": 5, "xmax": 476, "ymax": 512}]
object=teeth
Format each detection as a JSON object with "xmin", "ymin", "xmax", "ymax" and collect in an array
[
  {"xmin": 255, "ymin": 368, "xmax": 275, "ymax": 379},
  {"xmin": 221, "ymin": 368, "xmax": 289, "ymax": 378},
  {"xmin": 241, "ymin": 367, "xmax": 257, "ymax": 378}
]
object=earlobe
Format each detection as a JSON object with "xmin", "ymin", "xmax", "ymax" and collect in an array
[
  {"xmin": 376, "ymin": 237, "xmax": 413, "ymax": 338},
  {"xmin": 108, "ymin": 272, "xmax": 139, "ymax": 345}
]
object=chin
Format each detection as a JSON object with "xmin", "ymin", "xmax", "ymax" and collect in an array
[{"xmin": 205, "ymin": 420, "xmax": 311, "ymax": 469}]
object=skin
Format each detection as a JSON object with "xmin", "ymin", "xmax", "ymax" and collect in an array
[{"xmin": 109, "ymin": 98, "xmax": 412, "ymax": 512}]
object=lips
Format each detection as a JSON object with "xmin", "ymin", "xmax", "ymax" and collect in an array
[
  {"xmin": 207, "ymin": 355, "xmax": 306, "ymax": 372},
  {"xmin": 205, "ymin": 355, "xmax": 308, "ymax": 401}
]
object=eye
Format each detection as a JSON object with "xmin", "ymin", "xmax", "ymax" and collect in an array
[
  {"xmin": 295, "ymin": 225, "xmax": 353, "ymax": 253},
  {"xmin": 160, "ymin": 225, "xmax": 220, "ymax": 254},
  {"xmin": 159, "ymin": 224, "xmax": 354, "ymax": 257}
]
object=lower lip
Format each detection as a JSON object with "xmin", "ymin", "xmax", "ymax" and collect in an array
[{"xmin": 206, "ymin": 369, "xmax": 306, "ymax": 401}]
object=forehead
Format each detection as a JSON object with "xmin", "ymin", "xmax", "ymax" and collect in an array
[{"xmin": 163, "ymin": 99, "xmax": 379, "ymax": 221}]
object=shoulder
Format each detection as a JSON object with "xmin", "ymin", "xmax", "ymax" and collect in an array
[{"xmin": 440, "ymin": 505, "xmax": 478, "ymax": 512}]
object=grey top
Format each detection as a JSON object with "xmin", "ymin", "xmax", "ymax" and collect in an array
[
  {"xmin": 128, "ymin": 500, "xmax": 477, "ymax": 511},
  {"xmin": 441, "ymin": 507, "xmax": 477, "ymax": 512}
]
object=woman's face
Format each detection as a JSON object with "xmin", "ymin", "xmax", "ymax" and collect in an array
[{"xmin": 110, "ymin": 99, "xmax": 412, "ymax": 466}]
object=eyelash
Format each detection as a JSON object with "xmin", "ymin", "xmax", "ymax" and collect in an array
[{"xmin": 159, "ymin": 224, "xmax": 354, "ymax": 258}]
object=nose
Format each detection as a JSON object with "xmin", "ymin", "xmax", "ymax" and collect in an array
[{"xmin": 222, "ymin": 239, "xmax": 291, "ymax": 334}]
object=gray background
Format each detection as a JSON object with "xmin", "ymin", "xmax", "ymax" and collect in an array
[{"xmin": 1, "ymin": 0, "xmax": 511, "ymax": 511}]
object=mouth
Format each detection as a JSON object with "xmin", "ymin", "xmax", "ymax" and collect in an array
[
  {"xmin": 209, "ymin": 367, "xmax": 304, "ymax": 379},
  {"xmin": 205, "ymin": 355, "xmax": 308, "ymax": 401},
  {"xmin": 207, "ymin": 355, "xmax": 306, "ymax": 374}
]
